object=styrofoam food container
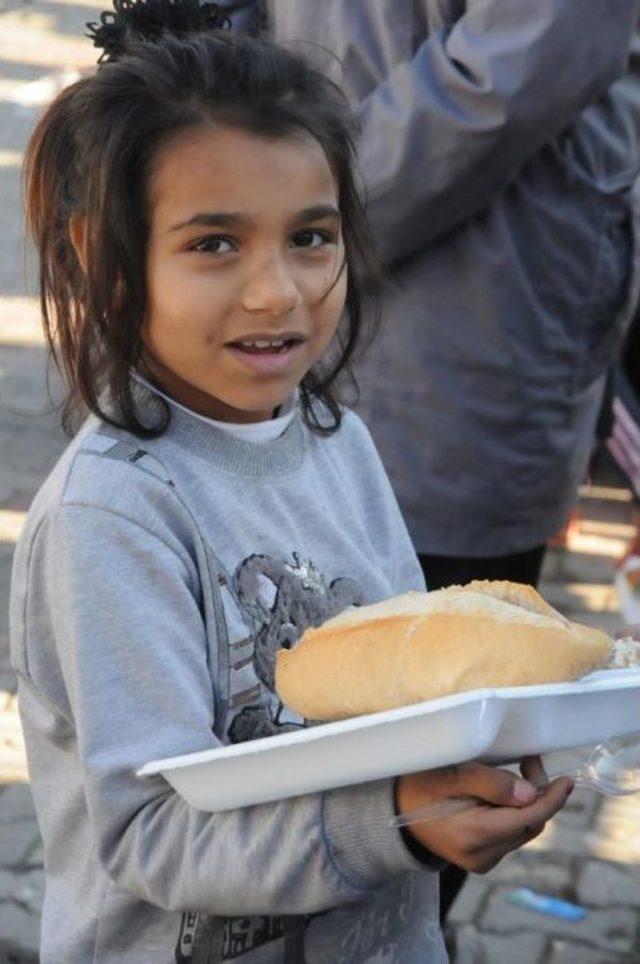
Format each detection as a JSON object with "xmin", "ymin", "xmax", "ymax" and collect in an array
[{"xmin": 138, "ymin": 669, "xmax": 640, "ymax": 812}]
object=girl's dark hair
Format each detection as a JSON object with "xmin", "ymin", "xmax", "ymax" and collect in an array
[{"xmin": 24, "ymin": 0, "xmax": 382, "ymax": 437}]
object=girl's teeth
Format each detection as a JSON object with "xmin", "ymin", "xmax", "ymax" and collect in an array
[
  {"xmin": 242, "ymin": 339, "xmax": 285, "ymax": 348},
  {"xmin": 236, "ymin": 338, "xmax": 292, "ymax": 354}
]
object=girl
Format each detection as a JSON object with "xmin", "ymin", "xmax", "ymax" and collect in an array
[{"xmin": 10, "ymin": 2, "xmax": 572, "ymax": 961}]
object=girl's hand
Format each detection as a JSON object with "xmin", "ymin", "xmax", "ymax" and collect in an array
[{"xmin": 395, "ymin": 757, "xmax": 573, "ymax": 873}]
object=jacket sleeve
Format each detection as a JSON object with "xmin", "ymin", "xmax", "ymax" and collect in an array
[
  {"xmin": 342, "ymin": 411, "xmax": 426, "ymax": 594},
  {"xmin": 357, "ymin": 0, "xmax": 640, "ymax": 262},
  {"xmin": 24, "ymin": 502, "xmax": 423, "ymax": 916}
]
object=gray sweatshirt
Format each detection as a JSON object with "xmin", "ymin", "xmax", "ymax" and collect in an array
[{"xmin": 9, "ymin": 385, "xmax": 446, "ymax": 964}]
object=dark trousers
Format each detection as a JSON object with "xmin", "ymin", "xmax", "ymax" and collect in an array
[{"xmin": 416, "ymin": 544, "xmax": 547, "ymax": 923}]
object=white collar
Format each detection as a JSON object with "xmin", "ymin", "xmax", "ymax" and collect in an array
[{"xmin": 130, "ymin": 371, "xmax": 298, "ymax": 444}]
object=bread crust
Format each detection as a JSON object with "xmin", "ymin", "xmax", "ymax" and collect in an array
[
  {"xmin": 455, "ymin": 580, "xmax": 568, "ymax": 624},
  {"xmin": 275, "ymin": 583, "xmax": 613, "ymax": 721}
]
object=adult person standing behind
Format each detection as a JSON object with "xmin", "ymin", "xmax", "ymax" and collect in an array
[
  {"xmin": 235, "ymin": 0, "xmax": 640, "ymax": 922},
  {"xmin": 247, "ymin": 0, "xmax": 640, "ymax": 587}
]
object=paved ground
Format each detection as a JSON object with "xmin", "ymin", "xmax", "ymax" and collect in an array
[{"xmin": 1, "ymin": 2, "xmax": 640, "ymax": 961}]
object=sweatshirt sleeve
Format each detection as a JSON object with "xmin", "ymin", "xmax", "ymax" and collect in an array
[
  {"xmin": 357, "ymin": 0, "xmax": 640, "ymax": 263},
  {"xmin": 23, "ymin": 501, "xmax": 424, "ymax": 916}
]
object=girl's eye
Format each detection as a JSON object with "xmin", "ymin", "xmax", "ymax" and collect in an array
[
  {"xmin": 190, "ymin": 236, "xmax": 235, "ymax": 255},
  {"xmin": 292, "ymin": 230, "xmax": 333, "ymax": 250}
]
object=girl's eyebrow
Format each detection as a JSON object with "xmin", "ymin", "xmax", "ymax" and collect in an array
[
  {"xmin": 169, "ymin": 211, "xmax": 247, "ymax": 231},
  {"xmin": 169, "ymin": 204, "xmax": 341, "ymax": 232},
  {"xmin": 291, "ymin": 204, "xmax": 341, "ymax": 225}
]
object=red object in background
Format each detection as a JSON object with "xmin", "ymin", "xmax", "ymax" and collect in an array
[{"xmin": 608, "ymin": 390, "xmax": 640, "ymax": 501}]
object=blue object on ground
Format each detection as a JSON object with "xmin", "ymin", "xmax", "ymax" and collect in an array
[{"xmin": 505, "ymin": 887, "xmax": 587, "ymax": 921}]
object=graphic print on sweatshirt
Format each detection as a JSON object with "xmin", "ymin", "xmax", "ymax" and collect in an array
[{"xmin": 176, "ymin": 549, "xmax": 363, "ymax": 963}]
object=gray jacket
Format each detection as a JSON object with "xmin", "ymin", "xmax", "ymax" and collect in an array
[{"xmin": 255, "ymin": 0, "xmax": 640, "ymax": 555}]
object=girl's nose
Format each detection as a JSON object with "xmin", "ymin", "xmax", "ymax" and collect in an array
[{"xmin": 241, "ymin": 257, "xmax": 302, "ymax": 316}]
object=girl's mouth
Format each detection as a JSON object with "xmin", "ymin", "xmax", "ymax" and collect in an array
[
  {"xmin": 227, "ymin": 336, "xmax": 306, "ymax": 374},
  {"xmin": 231, "ymin": 337, "xmax": 301, "ymax": 355}
]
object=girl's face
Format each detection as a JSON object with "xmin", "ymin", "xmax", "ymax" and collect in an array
[{"xmin": 142, "ymin": 124, "xmax": 348, "ymax": 423}]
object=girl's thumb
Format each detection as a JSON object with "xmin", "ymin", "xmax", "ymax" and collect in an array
[
  {"xmin": 511, "ymin": 778, "xmax": 539, "ymax": 805},
  {"xmin": 455, "ymin": 762, "xmax": 538, "ymax": 807}
]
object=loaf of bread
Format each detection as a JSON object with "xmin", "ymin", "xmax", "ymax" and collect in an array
[{"xmin": 275, "ymin": 580, "xmax": 615, "ymax": 720}]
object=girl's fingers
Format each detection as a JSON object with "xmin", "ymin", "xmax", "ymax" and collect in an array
[
  {"xmin": 520, "ymin": 755, "xmax": 549, "ymax": 789},
  {"xmin": 473, "ymin": 776, "xmax": 573, "ymax": 849},
  {"xmin": 444, "ymin": 762, "xmax": 538, "ymax": 808}
]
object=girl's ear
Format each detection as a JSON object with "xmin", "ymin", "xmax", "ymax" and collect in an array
[{"xmin": 69, "ymin": 213, "xmax": 87, "ymax": 272}]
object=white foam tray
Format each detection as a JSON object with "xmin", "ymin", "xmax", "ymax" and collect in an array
[{"xmin": 138, "ymin": 669, "xmax": 640, "ymax": 812}]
